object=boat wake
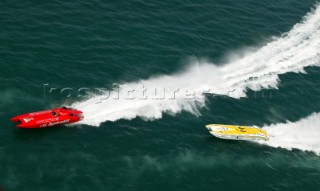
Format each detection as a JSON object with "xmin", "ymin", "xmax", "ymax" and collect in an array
[
  {"xmin": 72, "ymin": 4, "xmax": 320, "ymax": 126},
  {"xmin": 258, "ymin": 113, "xmax": 320, "ymax": 155}
]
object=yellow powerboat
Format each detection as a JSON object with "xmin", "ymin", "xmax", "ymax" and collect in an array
[{"xmin": 206, "ymin": 124, "xmax": 269, "ymax": 141}]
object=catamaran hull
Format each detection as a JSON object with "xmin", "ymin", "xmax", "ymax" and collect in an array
[
  {"xmin": 11, "ymin": 107, "xmax": 83, "ymax": 129},
  {"xmin": 208, "ymin": 131, "xmax": 268, "ymax": 141}
]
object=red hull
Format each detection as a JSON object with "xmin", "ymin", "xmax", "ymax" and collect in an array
[{"xmin": 11, "ymin": 107, "xmax": 83, "ymax": 128}]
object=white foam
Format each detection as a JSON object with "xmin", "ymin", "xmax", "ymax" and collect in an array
[
  {"xmin": 259, "ymin": 113, "xmax": 320, "ymax": 155},
  {"xmin": 72, "ymin": 4, "xmax": 320, "ymax": 126}
]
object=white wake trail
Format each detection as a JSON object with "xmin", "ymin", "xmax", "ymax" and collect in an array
[
  {"xmin": 259, "ymin": 113, "xmax": 320, "ymax": 155},
  {"xmin": 72, "ymin": 4, "xmax": 320, "ymax": 126}
]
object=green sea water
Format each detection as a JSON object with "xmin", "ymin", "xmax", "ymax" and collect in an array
[{"xmin": 1, "ymin": 0, "xmax": 320, "ymax": 190}]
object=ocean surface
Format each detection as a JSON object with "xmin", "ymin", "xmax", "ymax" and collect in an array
[{"xmin": 1, "ymin": 0, "xmax": 320, "ymax": 190}]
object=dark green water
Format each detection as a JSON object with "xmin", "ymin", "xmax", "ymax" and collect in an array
[{"xmin": 1, "ymin": 0, "xmax": 320, "ymax": 190}]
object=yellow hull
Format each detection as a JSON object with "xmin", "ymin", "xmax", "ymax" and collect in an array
[{"xmin": 206, "ymin": 124, "xmax": 269, "ymax": 141}]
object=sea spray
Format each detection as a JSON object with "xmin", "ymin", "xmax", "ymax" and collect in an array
[
  {"xmin": 72, "ymin": 4, "xmax": 320, "ymax": 126},
  {"xmin": 258, "ymin": 113, "xmax": 320, "ymax": 155}
]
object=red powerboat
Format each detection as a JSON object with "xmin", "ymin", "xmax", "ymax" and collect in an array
[{"xmin": 11, "ymin": 107, "xmax": 83, "ymax": 128}]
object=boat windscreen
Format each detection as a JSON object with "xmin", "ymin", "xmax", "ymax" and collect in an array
[{"xmin": 52, "ymin": 111, "xmax": 59, "ymax": 116}]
